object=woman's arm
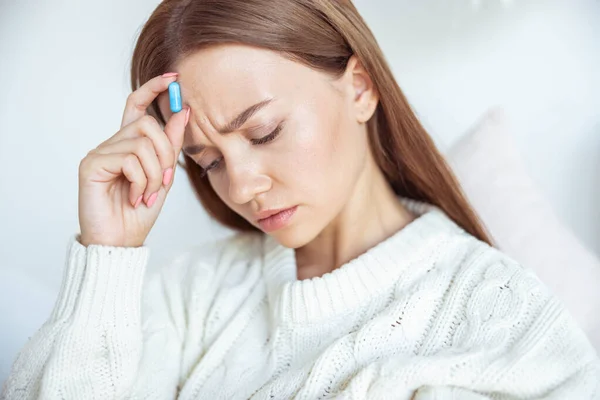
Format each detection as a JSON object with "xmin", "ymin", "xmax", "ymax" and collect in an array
[{"xmin": 0, "ymin": 235, "xmax": 187, "ymax": 400}]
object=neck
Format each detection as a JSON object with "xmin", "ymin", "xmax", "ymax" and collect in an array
[{"xmin": 294, "ymin": 159, "xmax": 416, "ymax": 280}]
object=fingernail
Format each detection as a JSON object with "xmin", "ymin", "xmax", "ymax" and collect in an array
[
  {"xmin": 147, "ymin": 192, "xmax": 158, "ymax": 208},
  {"xmin": 163, "ymin": 168, "xmax": 173, "ymax": 186},
  {"xmin": 134, "ymin": 195, "xmax": 143, "ymax": 209},
  {"xmin": 162, "ymin": 72, "xmax": 178, "ymax": 78},
  {"xmin": 185, "ymin": 107, "xmax": 191, "ymax": 126}
]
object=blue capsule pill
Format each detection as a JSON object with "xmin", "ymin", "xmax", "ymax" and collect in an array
[{"xmin": 168, "ymin": 81, "xmax": 182, "ymax": 113}]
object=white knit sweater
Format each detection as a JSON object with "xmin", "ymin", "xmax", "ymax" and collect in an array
[{"xmin": 2, "ymin": 198, "xmax": 599, "ymax": 400}]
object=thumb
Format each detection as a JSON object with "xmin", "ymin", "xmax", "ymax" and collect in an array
[{"xmin": 164, "ymin": 106, "xmax": 190, "ymax": 164}]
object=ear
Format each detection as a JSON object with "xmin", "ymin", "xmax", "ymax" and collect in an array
[{"xmin": 345, "ymin": 55, "xmax": 379, "ymax": 124}]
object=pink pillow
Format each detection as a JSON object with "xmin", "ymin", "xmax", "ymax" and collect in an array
[{"xmin": 446, "ymin": 108, "xmax": 600, "ymax": 350}]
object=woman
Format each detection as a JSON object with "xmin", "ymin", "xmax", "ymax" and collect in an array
[{"xmin": 2, "ymin": 0, "xmax": 599, "ymax": 399}]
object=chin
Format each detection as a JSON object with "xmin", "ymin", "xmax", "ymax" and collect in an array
[{"xmin": 267, "ymin": 224, "xmax": 318, "ymax": 249}]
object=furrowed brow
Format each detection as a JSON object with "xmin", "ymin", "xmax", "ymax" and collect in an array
[{"xmin": 183, "ymin": 98, "xmax": 275, "ymax": 156}]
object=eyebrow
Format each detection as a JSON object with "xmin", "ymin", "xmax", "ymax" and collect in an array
[{"xmin": 182, "ymin": 98, "xmax": 274, "ymax": 156}]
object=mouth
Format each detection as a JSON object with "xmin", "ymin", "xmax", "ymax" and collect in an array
[{"xmin": 256, "ymin": 206, "xmax": 298, "ymax": 232}]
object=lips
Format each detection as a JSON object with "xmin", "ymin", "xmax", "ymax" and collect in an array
[
  {"xmin": 255, "ymin": 207, "xmax": 296, "ymax": 222},
  {"xmin": 256, "ymin": 206, "xmax": 298, "ymax": 232}
]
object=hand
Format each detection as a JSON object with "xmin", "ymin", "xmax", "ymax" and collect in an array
[{"xmin": 77, "ymin": 73, "xmax": 189, "ymax": 247}]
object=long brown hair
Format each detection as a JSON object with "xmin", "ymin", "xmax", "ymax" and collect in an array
[{"xmin": 129, "ymin": 0, "xmax": 494, "ymax": 246}]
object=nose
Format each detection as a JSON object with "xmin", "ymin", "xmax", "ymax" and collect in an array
[{"xmin": 227, "ymin": 159, "xmax": 271, "ymax": 205}]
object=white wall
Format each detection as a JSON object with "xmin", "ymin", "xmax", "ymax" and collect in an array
[{"xmin": 1, "ymin": 0, "xmax": 598, "ymax": 384}]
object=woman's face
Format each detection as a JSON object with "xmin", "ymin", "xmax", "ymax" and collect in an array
[{"xmin": 158, "ymin": 44, "xmax": 378, "ymax": 248}]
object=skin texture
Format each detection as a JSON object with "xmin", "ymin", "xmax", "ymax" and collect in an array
[{"xmin": 157, "ymin": 44, "xmax": 415, "ymax": 279}]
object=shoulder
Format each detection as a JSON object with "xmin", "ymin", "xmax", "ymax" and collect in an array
[
  {"xmin": 423, "ymin": 219, "xmax": 531, "ymax": 292},
  {"xmin": 448, "ymin": 234, "xmax": 553, "ymax": 317},
  {"xmin": 453, "ymin": 235, "xmax": 538, "ymax": 286}
]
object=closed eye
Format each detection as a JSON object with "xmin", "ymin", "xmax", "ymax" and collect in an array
[
  {"xmin": 251, "ymin": 123, "xmax": 284, "ymax": 145},
  {"xmin": 199, "ymin": 123, "xmax": 285, "ymax": 177}
]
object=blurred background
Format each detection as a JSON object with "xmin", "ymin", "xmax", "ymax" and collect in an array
[{"xmin": 1, "ymin": 0, "xmax": 599, "ymax": 383}]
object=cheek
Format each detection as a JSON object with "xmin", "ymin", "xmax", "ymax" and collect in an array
[
  {"xmin": 278, "ymin": 109, "xmax": 346, "ymax": 190},
  {"xmin": 287, "ymin": 129, "xmax": 330, "ymax": 171}
]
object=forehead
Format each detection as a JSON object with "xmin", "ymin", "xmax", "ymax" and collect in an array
[{"xmin": 157, "ymin": 44, "xmax": 310, "ymax": 122}]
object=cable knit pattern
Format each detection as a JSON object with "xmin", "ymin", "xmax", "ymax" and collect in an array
[{"xmin": 2, "ymin": 198, "xmax": 599, "ymax": 400}]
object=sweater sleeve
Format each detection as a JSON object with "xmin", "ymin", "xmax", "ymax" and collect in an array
[{"xmin": 0, "ymin": 234, "xmax": 186, "ymax": 400}]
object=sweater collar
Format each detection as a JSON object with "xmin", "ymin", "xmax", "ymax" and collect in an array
[{"xmin": 261, "ymin": 197, "xmax": 465, "ymax": 326}]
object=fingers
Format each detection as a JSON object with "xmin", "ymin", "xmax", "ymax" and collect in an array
[
  {"xmin": 121, "ymin": 154, "xmax": 148, "ymax": 208},
  {"xmin": 91, "ymin": 136, "xmax": 166, "ymax": 205},
  {"xmin": 102, "ymin": 114, "xmax": 175, "ymax": 167},
  {"xmin": 111, "ymin": 72, "xmax": 190, "ymax": 174},
  {"xmin": 89, "ymin": 72, "xmax": 191, "ymax": 209},
  {"xmin": 82, "ymin": 152, "xmax": 148, "ymax": 208},
  {"xmin": 120, "ymin": 73, "xmax": 179, "ymax": 128}
]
